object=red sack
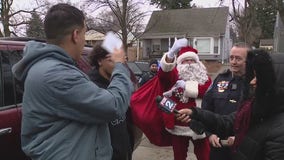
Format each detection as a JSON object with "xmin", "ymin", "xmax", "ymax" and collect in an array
[{"xmin": 130, "ymin": 76, "xmax": 172, "ymax": 146}]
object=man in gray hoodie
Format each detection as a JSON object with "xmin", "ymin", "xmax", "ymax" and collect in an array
[{"xmin": 12, "ymin": 3, "xmax": 133, "ymax": 160}]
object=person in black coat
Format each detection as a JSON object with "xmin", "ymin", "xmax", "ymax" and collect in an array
[
  {"xmin": 138, "ymin": 58, "xmax": 158, "ymax": 87},
  {"xmin": 88, "ymin": 45, "xmax": 134, "ymax": 160},
  {"xmin": 176, "ymin": 49, "xmax": 284, "ymax": 160}
]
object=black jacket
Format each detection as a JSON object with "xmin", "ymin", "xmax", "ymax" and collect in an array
[
  {"xmin": 202, "ymin": 69, "xmax": 245, "ymax": 115},
  {"xmin": 138, "ymin": 71, "xmax": 156, "ymax": 87},
  {"xmin": 192, "ymin": 108, "xmax": 284, "ymax": 160},
  {"xmin": 191, "ymin": 53, "xmax": 284, "ymax": 160},
  {"xmin": 88, "ymin": 69, "xmax": 133, "ymax": 160}
]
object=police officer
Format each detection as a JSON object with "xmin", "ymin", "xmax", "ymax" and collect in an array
[{"xmin": 201, "ymin": 42, "xmax": 251, "ymax": 160}]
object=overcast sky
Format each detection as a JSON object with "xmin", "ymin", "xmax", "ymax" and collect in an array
[
  {"xmin": 192, "ymin": 0, "xmax": 223, "ymax": 7},
  {"xmin": 10, "ymin": 0, "xmax": 235, "ymax": 35},
  {"xmin": 13, "ymin": 0, "xmax": 229, "ymax": 10},
  {"xmin": 12, "ymin": 0, "xmax": 235, "ymax": 23}
]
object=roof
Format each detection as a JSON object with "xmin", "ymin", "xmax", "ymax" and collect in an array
[
  {"xmin": 125, "ymin": 61, "xmax": 150, "ymax": 76},
  {"xmin": 0, "ymin": 37, "xmax": 93, "ymax": 48},
  {"xmin": 85, "ymin": 30, "xmax": 105, "ymax": 41},
  {"xmin": 141, "ymin": 7, "xmax": 229, "ymax": 39},
  {"xmin": 135, "ymin": 61, "xmax": 150, "ymax": 72},
  {"xmin": 126, "ymin": 62, "xmax": 143, "ymax": 76},
  {"xmin": 0, "ymin": 37, "xmax": 45, "ymax": 42}
]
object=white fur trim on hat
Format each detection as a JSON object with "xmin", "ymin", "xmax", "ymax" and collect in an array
[
  {"xmin": 166, "ymin": 126, "xmax": 206, "ymax": 140},
  {"xmin": 160, "ymin": 52, "xmax": 177, "ymax": 72},
  {"xmin": 184, "ymin": 80, "xmax": 199, "ymax": 98},
  {"xmin": 177, "ymin": 52, "xmax": 199, "ymax": 65}
]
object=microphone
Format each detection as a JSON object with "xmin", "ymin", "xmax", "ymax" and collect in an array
[
  {"xmin": 156, "ymin": 96, "xmax": 205, "ymax": 134},
  {"xmin": 156, "ymin": 96, "xmax": 179, "ymax": 114}
]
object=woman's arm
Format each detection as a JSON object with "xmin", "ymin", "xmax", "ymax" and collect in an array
[{"xmin": 177, "ymin": 108, "xmax": 236, "ymax": 138}]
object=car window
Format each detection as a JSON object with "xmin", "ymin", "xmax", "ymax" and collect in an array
[
  {"xmin": 0, "ymin": 50, "xmax": 23, "ymax": 108},
  {"xmin": 9, "ymin": 50, "xmax": 24, "ymax": 104}
]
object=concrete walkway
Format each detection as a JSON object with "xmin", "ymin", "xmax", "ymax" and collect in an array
[{"xmin": 132, "ymin": 135, "xmax": 197, "ymax": 160}]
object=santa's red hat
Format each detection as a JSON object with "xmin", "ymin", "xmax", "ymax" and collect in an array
[{"xmin": 177, "ymin": 46, "xmax": 199, "ymax": 65}]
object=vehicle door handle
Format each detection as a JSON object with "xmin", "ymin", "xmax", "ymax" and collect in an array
[{"xmin": 0, "ymin": 128, "xmax": 12, "ymax": 136}]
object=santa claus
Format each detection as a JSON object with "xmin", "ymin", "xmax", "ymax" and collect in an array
[{"xmin": 158, "ymin": 38, "xmax": 211, "ymax": 160}]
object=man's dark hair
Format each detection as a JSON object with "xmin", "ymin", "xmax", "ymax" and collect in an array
[
  {"xmin": 88, "ymin": 44, "xmax": 109, "ymax": 69},
  {"xmin": 44, "ymin": 3, "xmax": 85, "ymax": 43},
  {"xmin": 149, "ymin": 59, "xmax": 158, "ymax": 66}
]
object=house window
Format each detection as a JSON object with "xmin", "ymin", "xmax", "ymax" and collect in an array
[
  {"xmin": 152, "ymin": 39, "xmax": 161, "ymax": 52},
  {"xmin": 214, "ymin": 37, "xmax": 219, "ymax": 54},
  {"xmin": 193, "ymin": 37, "xmax": 214, "ymax": 54},
  {"xmin": 152, "ymin": 44, "xmax": 161, "ymax": 51}
]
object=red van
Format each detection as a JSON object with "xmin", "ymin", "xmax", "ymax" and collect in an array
[{"xmin": 0, "ymin": 37, "xmax": 92, "ymax": 160}]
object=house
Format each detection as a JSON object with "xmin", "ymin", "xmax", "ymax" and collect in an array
[
  {"xmin": 140, "ymin": 7, "xmax": 232, "ymax": 63},
  {"xmin": 84, "ymin": 29, "xmax": 140, "ymax": 61},
  {"xmin": 85, "ymin": 30, "xmax": 105, "ymax": 46},
  {"xmin": 259, "ymin": 39, "xmax": 274, "ymax": 51},
  {"xmin": 274, "ymin": 12, "xmax": 284, "ymax": 53},
  {"xmin": 117, "ymin": 29, "xmax": 137, "ymax": 46}
]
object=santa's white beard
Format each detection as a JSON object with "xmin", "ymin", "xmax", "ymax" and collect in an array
[{"xmin": 177, "ymin": 62, "xmax": 208, "ymax": 85}]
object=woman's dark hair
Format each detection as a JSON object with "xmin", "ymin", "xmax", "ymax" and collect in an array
[
  {"xmin": 44, "ymin": 3, "xmax": 85, "ymax": 43},
  {"xmin": 88, "ymin": 45, "xmax": 109, "ymax": 69},
  {"xmin": 88, "ymin": 45, "xmax": 139, "ymax": 90},
  {"xmin": 245, "ymin": 49, "xmax": 276, "ymax": 121}
]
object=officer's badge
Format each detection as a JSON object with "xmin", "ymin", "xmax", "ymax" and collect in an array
[{"xmin": 217, "ymin": 81, "xmax": 229, "ymax": 92}]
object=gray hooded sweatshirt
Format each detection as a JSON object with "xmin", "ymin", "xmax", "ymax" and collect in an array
[{"xmin": 12, "ymin": 41, "xmax": 133, "ymax": 160}]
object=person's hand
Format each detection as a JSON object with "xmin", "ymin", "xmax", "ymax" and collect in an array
[
  {"xmin": 168, "ymin": 38, "xmax": 188, "ymax": 59},
  {"xmin": 175, "ymin": 80, "xmax": 186, "ymax": 89},
  {"xmin": 176, "ymin": 108, "xmax": 192, "ymax": 123},
  {"xmin": 112, "ymin": 47, "xmax": 126, "ymax": 64},
  {"xmin": 226, "ymin": 136, "xmax": 235, "ymax": 146},
  {"xmin": 209, "ymin": 134, "xmax": 222, "ymax": 148}
]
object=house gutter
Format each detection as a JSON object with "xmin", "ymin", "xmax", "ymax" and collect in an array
[
  {"xmin": 220, "ymin": 33, "xmax": 225, "ymax": 64},
  {"xmin": 137, "ymin": 39, "xmax": 140, "ymax": 61}
]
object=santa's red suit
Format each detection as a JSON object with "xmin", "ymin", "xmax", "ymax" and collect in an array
[{"xmin": 158, "ymin": 46, "xmax": 211, "ymax": 160}]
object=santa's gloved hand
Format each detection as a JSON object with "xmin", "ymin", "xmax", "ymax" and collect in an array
[
  {"xmin": 168, "ymin": 38, "xmax": 188, "ymax": 59},
  {"xmin": 175, "ymin": 80, "xmax": 186, "ymax": 89}
]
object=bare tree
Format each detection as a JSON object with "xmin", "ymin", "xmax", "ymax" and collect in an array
[
  {"xmin": 223, "ymin": 0, "xmax": 283, "ymax": 45},
  {"xmin": 89, "ymin": 10, "xmax": 120, "ymax": 33},
  {"xmin": 277, "ymin": 0, "xmax": 284, "ymax": 23},
  {"xmin": 150, "ymin": 0, "xmax": 193, "ymax": 10},
  {"xmin": 85, "ymin": 0, "xmax": 150, "ymax": 55},
  {"xmin": 229, "ymin": 0, "xmax": 261, "ymax": 45},
  {"xmin": 0, "ymin": 0, "xmax": 48, "ymax": 37}
]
